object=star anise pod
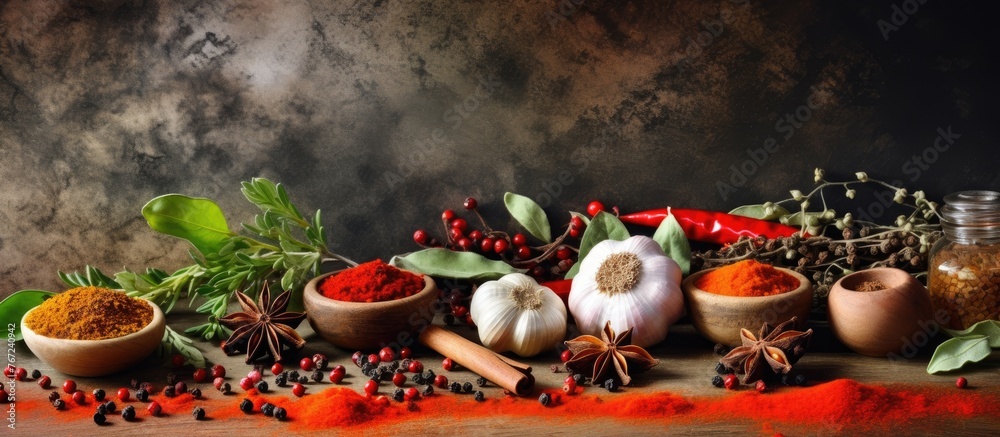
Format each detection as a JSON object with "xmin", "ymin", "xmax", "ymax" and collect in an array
[
  {"xmin": 219, "ymin": 284, "xmax": 306, "ymax": 363},
  {"xmin": 564, "ymin": 321, "xmax": 659, "ymax": 386},
  {"xmin": 719, "ymin": 317, "xmax": 812, "ymax": 384}
]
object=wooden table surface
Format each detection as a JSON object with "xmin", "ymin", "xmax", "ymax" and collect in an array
[{"xmin": 8, "ymin": 310, "xmax": 1000, "ymax": 436}]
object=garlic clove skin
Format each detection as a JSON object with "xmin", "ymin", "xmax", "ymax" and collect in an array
[
  {"xmin": 568, "ymin": 235, "xmax": 684, "ymax": 348},
  {"xmin": 470, "ymin": 273, "xmax": 568, "ymax": 357}
]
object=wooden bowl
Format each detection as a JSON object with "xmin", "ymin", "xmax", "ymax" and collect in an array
[
  {"xmin": 828, "ymin": 268, "xmax": 934, "ymax": 357},
  {"xmin": 303, "ymin": 270, "xmax": 438, "ymax": 350},
  {"xmin": 21, "ymin": 301, "xmax": 165, "ymax": 377},
  {"xmin": 682, "ymin": 267, "xmax": 813, "ymax": 346}
]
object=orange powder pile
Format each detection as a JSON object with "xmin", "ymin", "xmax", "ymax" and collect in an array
[{"xmin": 695, "ymin": 260, "xmax": 799, "ymax": 297}]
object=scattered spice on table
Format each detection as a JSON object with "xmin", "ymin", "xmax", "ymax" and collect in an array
[
  {"xmin": 855, "ymin": 280, "xmax": 887, "ymax": 292},
  {"xmin": 24, "ymin": 286, "xmax": 154, "ymax": 340},
  {"xmin": 695, "ymin": 260, "xmax": 799, "ymax": 297},
  {"xmin": 319, "ymin": 259, "xmax": 425, "ymax": 302}
]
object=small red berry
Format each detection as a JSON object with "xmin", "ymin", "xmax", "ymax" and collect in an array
[
  {"xmin": 72, "ymin": 390, "xmax": 86, "ymax": 405},
  {"xmin": 512, "ymin": 233, "xmax": 527, "ymax": 247},
  {"xmin": 38, "ymin": 375, "xmax": 51, "ymax": 389},
  {"xmin": 211, "ymin": 364, "xmax": 226, "ymax": 379},
  {"xmin": 452, "ymin": 305, "xmax": 468, "ymax": 318},
  {"xmin": 956, "ymin": 377, "xmax": 968, "ymax": 388},
  {"xmin": 564, "ymin": 375, "xmax": 576, "ymax": 385},
  {"xmin": 213, "ymin": 377, "xmax": 225, "ymax": 390},
  {"xmin": 13, "ymin": 367, "xmax": 26, "ymax": 381},
  {"xmin": 570, "ymin": 216, "xmax": 585, "ymax": 229},
  {"xmin": 329, "ymin": 365, "xmax": 346, "ymax": 384},
  {"xmin": 755, "ymin": 380, "xmax": 767, "ymax": 393},
  {"xmin": 465, "ymin": 313, "xmax": 475, "ymax": 327},
  {"xmin": 367, "ymin": 354, "xmax": 380, "ymax": 366},
  {"xmin": 530, "ymin": 265, "xmax": 546, "ymax": 277},
  {"xmin": 239, "ymin": 377, "xmax": 254, "ymax": 391},
  {"xmin": 408, "ymin": 360, "xmax": 424, "ymax": 374},
  {"xmin": 364, "ymin": 380, "xmax": 379, "ymax": 396},
  {"xmin": 413, "ymin": 229, "xmax": 430, "ymax": 245},
  {"xmin": 563, "ymin": 379, "xmax": 577, "ymax": 395},
  {"xmin": 493, "ymin": 239, "xmax": 509, "ymax": 254},
  {"xmin": 434, "ymin": 375, "xmax": 449, "ymax": 388},
  {"xmin": 392, "ymin": 372, "xmax": 407, "ymax": 387},
  {"xmin": 352, "ymin": 351, "xmax": 364, "ymax": 367},
  {"xmin": 193, "ymin": 368, "xmax": 208, "ymax": 383},
  {"xmin": 448, "ymin": 227, "xmax": 464, "ymax": 241},
  {"xmin": 467, "ymin": 230, "xmax": 483, "ymax": 242},
  {"xmin": 723, "ymin": 374, "xmax": 738, "ymax": 390},
  {"xmin": 450, "ymin": 218, "xmax": 468, "ymax": 232},
  {"xmin": 171, "ymin": 354, "xmax": 185, "ymax": 367},
  {"xmin": 271, "ymin": 362, "xmax": 284, "ymax": 376},
  {"xmin": 569, "ymin": 227, "xmax": 582, "ymax": 238},
  {"xmin": 3, "ymin": 365, "xmax": 15, "ymax": 379},
  {"xmin": 516, "ymin": 245, "xmax": 532, "ymax": 259},
  {"xmin": 379, "ymin": 347, "xmax": 395, "ymax": 362},
  {"xmin": 147, "ymin": 401, "xmax": 162, "ymax": 417},
  {"xmin": 442, "ymin": 358, "xmax": 455, "ymax": 371},
  {"xmin": 247, "ymin": 369, "xmax": 263, "ymax": 383},
  {"xmin": 463, "ymin": 197, "xmax": 478, "ymax": 210},
  {"xmin": 586, "ymin": 201, "xmax": 605, "ymax": 216},
  {"xmin": 479, "ymin": 237, "xmax": 494, "ymax": 252},
  {"xmin": 292, "ymin": 382, "xmax": 307, "ymax": 397},
  {"xmin": 456, "ymin": 237, "xmax": 473, "ymax": 251},
  {"xmin": 63, "ymin": 379, "xmax": 77, "ymax": 394},
  {"xmin": 117, "ymin": 387, "xmax": 130, "ymax": 401},
  {"xmin": 299, "ymin": 357, "xmax": 315, "ymax": 371},
  {"xmin": 556, "ymin": 247, "xmax": 572, "ymax": 260},
  {"xmin": 312, "ymin": 353, "xmax": 328, "ymax": 370},
  {"xmin": 560, "ymin": 349, "xmax": 573, "ymax": 363},
  {"xmin": 404, "ymin": 387, "xmax": 420, "ymax": 401},
  {"xmin": 442, "ymin": 209, "xmax": 456, "ymax": 221},
  {"xmin": 400, "ymin": 347, "xmax": 413, "ymax": 359}
]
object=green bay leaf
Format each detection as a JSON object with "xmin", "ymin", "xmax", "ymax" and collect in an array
[
  {"xmin": 389, "ymin": 248, "xmax": 525, "ymax": 281},
  {"xmin": 565, "ymin": 211, "xmax": 630, "ymax": 279},
  {"xmin": 504, "ymin": 192, "xmax": 552, "ymax": 243},
  {"xmin": 729, "ymin": 204, "xmax": 791, "ymax": 221},
  {"xmin": 926, "ymin": 335, "xmax": 993, "ymax": 374},
  {"xmin": 142, "ymin": 194, "xmax": 234, "ymax": 255},
  {"xmin": 652, "ymin": 213, "xmax": 691, "ymax": 275},
  {"xmin": 944, "ymin": 320, "xmax": 1000, "ymax": 348}
]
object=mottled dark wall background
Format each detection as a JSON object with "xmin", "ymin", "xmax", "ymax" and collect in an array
[{"xmin": 1, "ymin": 0, "xmax": 996, "ymax": 295}]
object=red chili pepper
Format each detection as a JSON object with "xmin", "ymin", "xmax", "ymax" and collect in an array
[
  {"xmin": 540, "ymin": 279, "xmax": 572, "ymax": 308},
  {"xmin": 618, "ymin": 207, "xmax": 801, "ymax": 245}
]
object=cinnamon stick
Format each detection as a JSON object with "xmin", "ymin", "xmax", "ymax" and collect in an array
[{"xmin": 419, "ymin": 325, "xmax": 534, "ymax": 396}]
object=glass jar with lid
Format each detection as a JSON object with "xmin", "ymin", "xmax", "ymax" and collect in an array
[{"xmin": 927, "ymin": 190, "xmax": 1000, "ymax": 330}]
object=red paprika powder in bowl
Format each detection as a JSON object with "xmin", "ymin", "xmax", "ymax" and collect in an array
[{"xmin": 303, "ymin": 260, "xmax": 438, "ymax": 350}]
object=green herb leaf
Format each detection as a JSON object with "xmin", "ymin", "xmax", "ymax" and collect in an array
[
  {"xmin": 504, "ymin": 192, "xmax": 552, "ymax": 243},
  {"xmin": 569, "ymin": 211, "xmax": 591, "ymax": 226},
  {"xmin": 158, "ymin": 325, "xmax": 206, "ymax": 368},
  {"xmin": 944, "ymin": 320, "xmax": 1000, "ymax": 348},
  {"xmin": 652, "ymin": 213, "xmax": 691, "ymax": 275},
  {"xmin": 926, "ymin": 335, "xmax": 993, "ymax": 374},
  {"xmin": 729, "ymin": 204, "xmax": 791, "ymax": 221},
  {"xmin": 389, "ymin": 248, "xmax": 526, "ymax": 280},
  {"xmin": 565, "ymin": 211, "xmax": 630, "ymax": 279},
  {"xmin": 0, "ymin": 290, "xmax": 55, "ymax": 341},
  {"xmin": 142, "ymin": 194, "xmax": 234, "ymax": 255}
]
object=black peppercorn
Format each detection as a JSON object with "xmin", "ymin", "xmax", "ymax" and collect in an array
[
  {"xmin": 190, "ymin": 388, "xmax": 202, "ymax": 399},
  {"xmin": 297, "ymin": 376, "xmax": 309, "ymax": 385},
  {"xmin": 392, "ymin": 388, "xmax": 405, "ymax": 402},
  {"xmin": 92, "ymin": 388, "xmax": 106, "ymax": 402},
  {"xmin": 103, "ymin": 401, "xmax": 117, "ymax": 413},
  {"xmin": 572, "ymin": 373, "xmax": 585, "ymax": 385},
  {"xmin": 474, "ymin": 390, "xmax": 485, "ymax": 402},
  {"xmin": 163, "ymin": 386, "xmax": 176, "ymax": 398},
  {"xmin": 444, "ymin": 314, "xmax": 455, "ymax": 325},
  {"xmin": 239, "ymin": 398, "xmax": 253, "ymax": 414},
  {"xmin": 713, "ymin": 344, "xmax": 731, "ymax": 355},
  {"xmin": 52, "ymin": 399, "xmax": 65, "ymax": 410},
  {"xmin": 121, "ymin": 405, "xmax": 136, "ymax": 421},
  {"xmin": 423, "ymin": 370, "xmax": 435, "ymax": 381},
  {"xmin": 360, "ymin": 363, "xmax": 375, "ymax": 376},
  {"xmin": 370, "ymin": 370, "xmax": 383, "ymax": 382},
  {"xmin": 421, "ymin": 385, "xmax": 434, "ymax": 397},
  {"xmin": 412, "ymin": 373, "xmax": 425, "ymax": 385},
  {"xmin": 714, "ymin": 362, "xmax": 730, "ymax": 374},
  {"xmin": 387, "ymin": 361, "xmax": 399, "ymax": 372},
  {"xmin": 603, "ymin": 379, "xmax": 619, "ymax": 392},
  {"xmin": 275, "ymin": 375, "xmax": 287, "ymax": 387},
  {"xmin": 261, "ymin": 402, "xmax": 275, "ymax": 417},
  {"xmin": 476, "ymin": 376, "xmax": 488, "ymax": 387},
  {"xmin": 781, "ymin": 374, "xmax": 793, "ymax": 386},
  {"xmin": 220, "ymin": 382, "xmax": 232, "ymax": 394},
  {"xmin": 462, "ymin": 382, "xmax": 473, "ymax": 393},
  {"xmin": 274, "ymin": 407, "xmax": 287, "ymax": 421},
  {"xmin": 538, "ymin": 393, "xmax": 551, "ymax": 406},
  {"xmin": 449, "ymin": 382, "xmax": 462, "ymax": 393},
  {"xmin": 794, "ymin": 374, "xmax": 807, "ymax": 387},
  {"xmin": 400, "ymin": 359, "xmax": 411, "ymax": 370},
  {"xmin": 95, "ymin": 403, "xmax": 107, "ymax": 415},
  {"xmin": 93, "ymin": 412, "xmax": 106, "ymax": 425},
  {"xmin": 712, "ymin": 375, "xmax": 724, "ymax": 388},
  {"xmin": 311, "ymin": 370, "xmax": 323, "ymax": 383},
  {"xmin": 256, "ymin": 381, "xmax": 269, "ymax": 393},
  {"xmin": 48, "ymin": 392, "xmax": 60, "ymax": 403},
  {"xmin": 135, "ymin": 388, "xmax": 149, "ymax": 402},
  {"xmin": 289, "ymin": 371, "xmax": 300, "ymax": 381},
  {"xmin": 30, "ymin": 369, "xmax": 41, "ymax": 379},
  {"xmin": 192, "ymin": 406, "xmax": 206, "ymax": 420}
]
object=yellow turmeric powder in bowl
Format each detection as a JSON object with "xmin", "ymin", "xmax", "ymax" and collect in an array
[{"xmin": 25, "ymin": 286, "xmax": 154, "ymax": 340}]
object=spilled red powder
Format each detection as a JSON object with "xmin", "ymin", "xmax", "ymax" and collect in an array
[{"xmin": 319, "ymin": 259, "xmax": 425, "ymax": 302}]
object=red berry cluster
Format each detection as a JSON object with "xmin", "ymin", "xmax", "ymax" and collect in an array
[{"xmin": 412, "ymin": 197, "xmax": 589, "ymax": 281}]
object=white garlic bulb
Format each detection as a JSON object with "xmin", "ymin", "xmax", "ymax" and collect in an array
[
  {"xmin": 568, "ymin": 235, "xmax": 684, "ymax": 348},
  {"xmin": 470, "ymin": 273, "xmax": 568, "ymax": 357}
]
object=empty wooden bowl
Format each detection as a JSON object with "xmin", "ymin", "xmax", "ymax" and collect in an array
[
  {"xmin": 303, "ymin": 270, "xmax": 438, "ymax": 350},
  {"xmin": 21, "ymin": 301, "xmax": 165, "ymax": 377},
  {"xmin": 682, "ymin": 267, "xmax": 813, "ymax": 346},
  {"xmin": 828, "ymin": 268, "xmax": 934, "ymax": 357}
]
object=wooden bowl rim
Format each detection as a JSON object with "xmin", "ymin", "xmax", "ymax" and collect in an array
[
  {"xmin": 682, "ymin": 266, "xmax": 812, "ymax": 302},
  {"xmin": 21, "ymin": 298, "xmax": 165, "ymax": 345},
  {"xmin": 304, "ymin": 269, "xmax": 436, "ymax": 309},
  {"xmin": 830, "ymin": 267, "xmax": 919, "ymax": 295}
]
